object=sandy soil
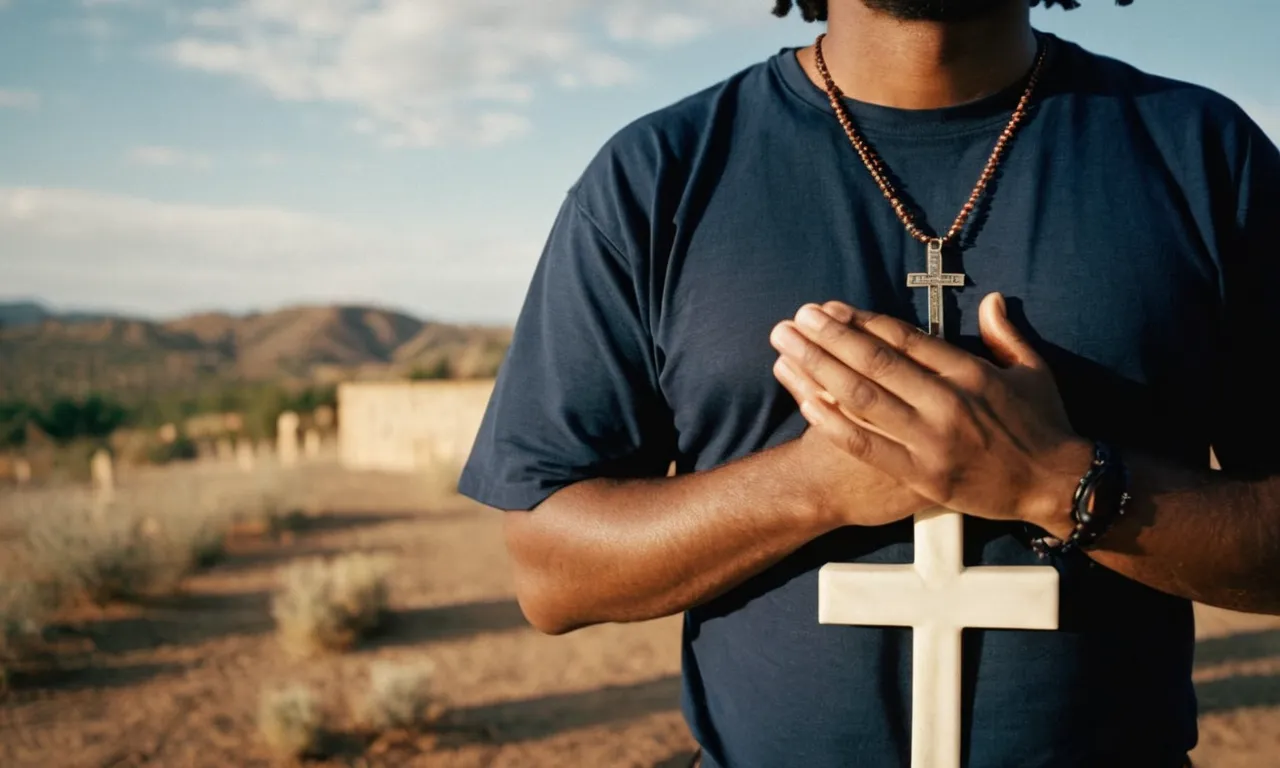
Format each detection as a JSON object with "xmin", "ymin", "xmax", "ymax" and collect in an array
[{"xmin": 1, "ymin": 464, "xmax": 1277, "ymax": 767}]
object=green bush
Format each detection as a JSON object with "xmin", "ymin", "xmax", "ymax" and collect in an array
[{"xmin": 148, "ymin": 435, "xmax": 198, "ymax": 465}]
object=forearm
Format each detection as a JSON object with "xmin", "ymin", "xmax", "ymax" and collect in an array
[
  {"xmin": 504, "ymin": 440, "xmax": 857, "ymax": 634},
  {"xmin": 505, "ymin": 440, "xmax": 837, "ymax": 634},
  {"xmin": 1043, "ymin": 449, "xmax": 1280, "ymax": 615}
]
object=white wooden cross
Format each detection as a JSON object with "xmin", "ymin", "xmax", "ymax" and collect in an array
[{"xmin": 818, "ymin": 509, "xmax": 1060, "ymax": 768}]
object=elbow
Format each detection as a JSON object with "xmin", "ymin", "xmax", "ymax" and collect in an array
[
  {"xmin": 511, "ymin": 577, "xmax": 581, "ymax": 636},
  {"xmin": 503, "ymin": 510, "xmax": 592, "ymax": 636}
]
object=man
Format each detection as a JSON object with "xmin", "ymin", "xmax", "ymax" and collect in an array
[{"xmin": 459, "ymin": 0, "xmax": 1280, "ymax": 765}]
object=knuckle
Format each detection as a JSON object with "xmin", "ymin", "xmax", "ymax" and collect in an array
[
  {"xmin": 938, "ymin": 389, "xmax": 968, "ymax": 420},
  {"xmin": 814, "ymin": 316, "xmax": 846, "ymax": 345},
  {"xmin": 840, "ymin": 376, "xmax": 877, "ymax": 412},
  {"xmin": 842, "ymin": 427, "xmax": 872, "ymax": 459},
  {"xmin": 799, "ymin": 341, "xmax": 825, "ymax": 371},
  {"xmin": 962, "ymin": 363, "xmax": 994, "ymax": 394},
  {"xmin": 862, "ymin": 343, "xmax": 898, "ymax": 379},
  {"xmin": 896, "ymin": 326, "xmax": 925, "ymax": 355},
  {"xmin": 920, "ymin": 456, "xmax": 957, "ymax": 501}
]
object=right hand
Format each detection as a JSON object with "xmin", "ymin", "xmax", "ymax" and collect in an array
[{"xmin": 776, "ymin": 354, "xmax": 931, "ymax": 530}]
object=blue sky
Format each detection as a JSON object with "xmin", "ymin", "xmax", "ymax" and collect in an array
[{"xmin": 1, "ymin": 0, "xmax": 1277, "ymax": 324}]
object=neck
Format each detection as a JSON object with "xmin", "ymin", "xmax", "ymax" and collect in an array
[{"xmin": 798, "ymin": 1, "xmax": 1038, "ymax": 110}]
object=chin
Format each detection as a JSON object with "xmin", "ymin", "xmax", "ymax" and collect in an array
[{"xmin": 861, "ymin": 0, "xmax": 1014, "ymax": 22}]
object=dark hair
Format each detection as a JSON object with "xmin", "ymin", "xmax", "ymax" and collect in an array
[{"xmin": 772, "ymin": 0, "xmax": 1134, "ymax": 22}]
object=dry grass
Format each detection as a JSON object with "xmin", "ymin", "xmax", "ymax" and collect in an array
[
  {"xmin": 3, "ymin": 465, "xmax": 307, "ymax": 609},
  {"xmin": 271, "ymin": 552, "xmax": 392, "ymax": 657},
  {"xmin": 258, "ymin": 684, "xmax": 323, "ymax": 762},
  {"xmin": 360, "ymin": 660, "xmax": 440, "ymax": 731},
  {"xmin": 18, "ymin": 490, "xmax": 227, "ymax": 605}
]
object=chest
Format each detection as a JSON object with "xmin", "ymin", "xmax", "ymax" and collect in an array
[{"xmin": 651, "ymin": 125, "xmax": 1225, "ymax": 467}]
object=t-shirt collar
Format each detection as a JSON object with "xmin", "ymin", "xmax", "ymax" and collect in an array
[{"xmin": 772, "ymin": 30, "xmax": 1067, "ymax": 139}]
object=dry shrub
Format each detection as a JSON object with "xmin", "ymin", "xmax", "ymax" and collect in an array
[
  {"xmin": 25, "ymin": 506, "xmax": 177, "ymax": 605},
  {"xmin": 258, "ymin": 684, "xmax": 323, "ymax": 761},
  {"xmin": 360, "ymin": 660, "xmax": 439, "ymax": 730},
  {"xmin": 18, "ymin": 485, "xmax": 235, "ymax": 606},
  {"xmin": 272, "ymin": 553, "xmax": 392, "ymax": 656},
  {"xmin": 0, "ymin": 582, "xmax": 51, "ymax": 692}
]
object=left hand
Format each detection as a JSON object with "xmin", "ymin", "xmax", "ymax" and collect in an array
[{"xmin": 770, "ymin": 293, "xmax": 1091, "ymax": 536}]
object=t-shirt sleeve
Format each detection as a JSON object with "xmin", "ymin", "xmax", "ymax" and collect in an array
[
  {"xmin": 457, "ymin": 190, "xmax": 674, "ymax": 511},
  {"xmin": 1210, "ymin": 117, "xmax": 1280, "ymax": 475}
]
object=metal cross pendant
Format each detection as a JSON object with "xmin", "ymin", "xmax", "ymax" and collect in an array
[{"xmin": 906, "ymin": 239, "xmax": 966, "ymax": 338}]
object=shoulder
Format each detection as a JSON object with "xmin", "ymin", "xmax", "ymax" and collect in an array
[
  {"xmin": 568, "ymin": 54, "xmax": 785, "ymax": 245},
  {"xmin": 1053, "ymin": 36, "xmax": 1266, "ymax": 156}
]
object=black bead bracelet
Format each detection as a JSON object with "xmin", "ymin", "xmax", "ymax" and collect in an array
[{"xmin": 1031, "ymin": 441, "xmax": 1132, "ymax": 558}]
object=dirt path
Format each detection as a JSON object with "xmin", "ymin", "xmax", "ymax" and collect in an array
[{"xmin": 1, "ymin": 467, "xmax": 1276, "ymax": 767}]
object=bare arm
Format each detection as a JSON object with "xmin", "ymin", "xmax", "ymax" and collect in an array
[
  {"xmin": 1045, "ymin": 450, "xmax": 1280, "ymax": 615},
  {"xmin": 504, "ymin": 433, "xmax": 925, "ymax": 635}
]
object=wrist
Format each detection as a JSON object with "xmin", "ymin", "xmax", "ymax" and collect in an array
[
  {"xmin": 1028, "ymin": 438, "xmax": 1134, "ymax": 558},
  {"xmin": 777, "ymin": 435, "xmax": 846, "ymax": 534},
  {"xmin": 1022, "ymin": 436, "xmax": 1094, "ymax": 539}
]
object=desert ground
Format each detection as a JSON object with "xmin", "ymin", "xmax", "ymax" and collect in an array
[{"xmin": 1, "ymin": 460, "xmax": 1277, "ymax": 768}]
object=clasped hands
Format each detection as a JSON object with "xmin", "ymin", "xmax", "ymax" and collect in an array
[{"xmin": 770, "ymin": 294, "xmax": 1091, "ymax": 539}]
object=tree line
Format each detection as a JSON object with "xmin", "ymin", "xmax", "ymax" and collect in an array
[{"xmin": 0, "ymin": 384, "xmax": 338, "ymax": 450}]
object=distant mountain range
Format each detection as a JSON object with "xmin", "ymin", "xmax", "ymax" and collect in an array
[
  {"xmin": 0, "ymin": 300, "xmax": 512, "ymax": 400},
  {"xmin": 0, "ymin": 300, "xmax": 123, "ymax": 328}
]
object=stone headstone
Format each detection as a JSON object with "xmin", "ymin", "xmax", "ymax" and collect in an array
[
  {"xmin": 313, "ymin": 405, "xmax": 335, "ymax": 430},
  {"xmin": 13, "ymin": 458, "xmax": 32, "ymax": 486},
  {"xmin": 90, "ymin": 448, "xmax": 115, "ymax": 495},
  {"xmin": 235, "ymin": 439, "xmax": 255, "ymax": 471},
  {"xmin": 303, "ymin": 428, "xmax": 322, "ymax": 459},
  {"xmin": 216, "ymin": 437, "xmax": 235, "ymax": 462},
  {"xmin": 277, "ymin": 411, "xmax": 300, "ymax": 467},
  {"xmin": 157, "ymin": 423, "xmax": 178, "ymax": 444}
]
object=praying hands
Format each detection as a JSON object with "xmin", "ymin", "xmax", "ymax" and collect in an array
[{"xmin": 770, "ymin": 295, "xmax": 1093, "ymax": 540}]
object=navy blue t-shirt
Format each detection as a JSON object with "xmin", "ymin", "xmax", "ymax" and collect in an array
[{"xmin": 459, "ymin": 33, "xmax": 1280, "ymax": 768}]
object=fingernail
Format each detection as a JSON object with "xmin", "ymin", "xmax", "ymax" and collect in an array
[
  {"xmin": 823, "ymin": 302, "xmax": 855, "ymax": 324},
  {"xmin": 774, "ymin": 357, "xmax": 796, "ymax": 382},
  {"xmin": 770, "ymin": 323, "xmax": 804, "ymax": 354},
  {"xmin": 800, "ymin": 399, "xmax": 824, "ymax": 424},
  {"xmin": 796, "ymin": 305, "xmax": 827, "ymax": 331}
]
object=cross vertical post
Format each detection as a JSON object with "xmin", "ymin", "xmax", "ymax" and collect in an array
[{"xmin": 818, "ymin": 510, "xmax": 1059, "ymax": 768}]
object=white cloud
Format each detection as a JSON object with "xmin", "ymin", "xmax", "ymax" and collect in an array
[
  {"xmin": 0, "ymin": 88, "xmax": 39, "ymax": 110},
  {"xmin": 146, "ymin": 0, "xmax": 763, "ymax": 148},
  {"xmin": 251, "ymin": 151, "xmax": 285, "ymax": 167},
  {"xmin": 0, "ymin": 187, "xmax": 538, "ymax": 321},
  {"xmin": 605, "ymin": 9, "xmax": 709, "ymax": 47},
  {"xmin": 127, "ymin": 145, "xmax": 214, "ymax": 170}
]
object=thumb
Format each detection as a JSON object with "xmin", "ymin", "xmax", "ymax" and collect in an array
[{"xmin": 979, "ymin": 293, "xmax": 1044, "ymax": 370}]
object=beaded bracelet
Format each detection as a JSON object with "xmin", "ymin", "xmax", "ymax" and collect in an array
[{"xmin": 1031, "ymin": 441, "xmax": 1132, "ymax": 558}]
